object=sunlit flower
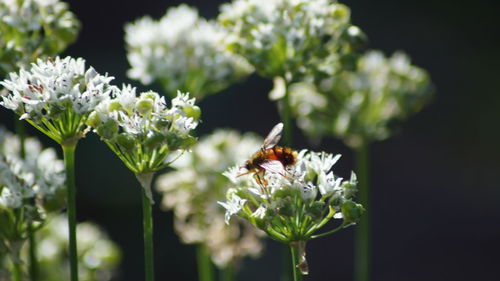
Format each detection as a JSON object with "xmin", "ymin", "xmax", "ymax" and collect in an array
[
  {"xmin": 0, "ymin": 56, "xmax": 115, "ymax": 145},
  {"xmin": 289, "ymin": 50, "xmax": 433, "ymax": 148},
  {"xmin": 220, "ymin": 148, "xmax": 363, "ymax": 274},
  {"xmin": 156, "ymin": 130, "xmax": 264, "ymax": 267},
  {"xmin": 125, "ymin": 4, "xmax": 253, "ymax": 99},
  {"xmin": 88, "ymin": 86, "xmax": 200, "ymax": 201},
  {"xmin": 0, "ymin": 0, "xmax": 80, "ymax": 76}
]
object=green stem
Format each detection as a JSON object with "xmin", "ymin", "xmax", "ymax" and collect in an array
[
  {"xmin": 196, "ymin": 244, "xmax": 214, "ymax": 281},
  {"xmin": 278, "ymin": 83, "xmax": 293, "ymax": 147},
  {"xmin": 28, "ymin": 223, "xmax": 38, "ymax": 281},
  {"xmin": 289, "ymin": 244, "xmax": 303, "ymax": 281},
  {"xmin": 354, "ymin": 144, "xmax": 370, "ymax": 281},
  {"xmin": 12, "ymin": 261, "xmax": 23, "ymax": 281},
  {"xmin": 220, "ymin": 264, "xmax": 235, "ymax": 281},
  {"xmin": 139, "ymin": 175, "xmax": 155, "ymax": 281},
  {"xmin": 277, "ymin": 78, "xmax": 293, "ymax": 281},
  {"xmin": 62, "ymin": 144, "xmax": 78, "ymax": 281}
]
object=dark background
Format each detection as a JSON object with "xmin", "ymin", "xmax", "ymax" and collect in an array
[{"xmin": 1, "ymin": 0, "xmax": 500, "ymax": 280}]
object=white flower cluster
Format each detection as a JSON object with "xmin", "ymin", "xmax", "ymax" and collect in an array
[
  {"xmin": 289, "ymin": 50, "xmax": 433, "ymax": 148},
  {"xmin": 0, "ymin": 0, "xmax": 80, "ymax": 75},
  {"xmin": 220, "ymin": 149, "xmax": 362, "ymax": 243},
  {"xmin": 0, "ymin": 57, "xmax": 115, "ymax": 144},
  {"xmin": 218, "ymin": 0, "xmax": 360, "ymax": 79},
  {"xmin": 27, "ymin": 214, "xmax": 121, "ymax": 281},
  {"xmin": 88, "ymin": 86, "xmax": 200, "ymax": 175},
  {"xmin": 0, "ymin": 127, "xmax": 65, "ymax": 249},
  {"xmin": 156, "ymin": 130, "xmax": 264, "ymax": 267},
  {"xmin": 125, "ymin": 4, "xmax": 253, "ymax": 99}
]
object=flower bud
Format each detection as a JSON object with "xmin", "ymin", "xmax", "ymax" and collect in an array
[
  {"xmin": 308, "ymin": 201, "xmax": 325, "ymax": 222},
  {"xmin": 136, "ymin": 97, "xmax": 154, "ymax": 115},
  {"xmin": 343, "ymin": 25, "xmax": 368, "ymax": 51},
  {"xmin": 183, "ymin": 106, "xmax": 201, "ymax": 120},
  {"xmin": 116, "ymin": 133, "xmax": 135, "ymax": 151},
  {"xmin": 42, "ymin": 187, "xmax": 67, "ymax": 212},
  {"xmin": 341, "ymin": 200, "xmax": 364, "ymax": 224},
  {"xmin": 86, "ymin": 111, "xmax": 101, "ymax": 128},
  {"xmin": 141, "ymin": 91, "xmax": 160, "ymax": 101},
  {"xmin": 145, "ymin": 130, "xmax": 165, "ymax": 149},
  {"xmin": 165, "ymin": 131, "xmax": 183, "ymax": 150},
  {"xmin": 108, "ymin": 100, "xmax": 122, "ymax": 112},
  {"xmin": 97, "ymin": 120, "xmax": 118, "ymax": 140}
]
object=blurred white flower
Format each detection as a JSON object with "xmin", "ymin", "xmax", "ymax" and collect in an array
[
  {"xmin": 0, "ymin": 0, "xmax": 80, "ymax": 75},
  {"xmin": 156, "ymin": 129, "xmax": 265, "ymax": 268},
  {"xmin": 289, "ymin": 50, "xmax": 433, "ymax": 148},
  {"xmin": 125, "ymin": 4, "xmax": 253, "ymax": 99},
  {"xmin": 24, "ymin": 214, "xmax": 121, "ymax": 281},
  {"xmin": 218, "ymin": 0, "xmax": 364, "ymax": 81}
]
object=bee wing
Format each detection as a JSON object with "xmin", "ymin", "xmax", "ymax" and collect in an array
[
  {"xmin": 259, "ymin": 160, "xmax": 287, "ymax": 176},
  {"xmin": 262, "ymin": 123, "xmax": 284, "ymax": 149}
]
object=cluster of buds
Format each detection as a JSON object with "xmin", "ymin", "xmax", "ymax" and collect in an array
[
  {"xmin": 289, "ymin": 50, "xmax": 433, "ymax": 148},
  {"xmin": 24, "ymin": 214, "xmax": 121, "ymax": 281},
  {"xmin": 0, "ymin": 0, "xmax": 80, "ymax": 76},
  {"xmin": 220, "ymin": 149, "xmax": 363, "ymax": 274},
  {"xmin": 218, "ymin": 0, "xmax": 366, "ymax": 81},
  {"xmin": 87, "ymin": 86, "xmax": 200, "ymax": 201},
  {"xmin": 0, "ymin": 56, "xmax": 115, "ymax": 145},
  {"xmin": 0, "ymin": 127, "xmax": 65, "ymax": 262},
  {"xmin": 125, "ymin": 4, "xmax": 253, "ymax": 99},
  {"xmin": 156, "ymin": 129, "xmax": 264, "ymax": 267}
]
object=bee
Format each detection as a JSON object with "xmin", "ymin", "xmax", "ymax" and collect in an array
[{"xmin": 239, "ymin": 123, "xmax": 297, "ymax": 186}]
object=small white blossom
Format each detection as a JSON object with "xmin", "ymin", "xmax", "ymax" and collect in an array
[{"xmin": 125, "ymin": 4, "xmax": 253, "ymax": 99}]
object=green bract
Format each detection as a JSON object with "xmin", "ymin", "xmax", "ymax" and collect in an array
[
  {"xmin": 218, "ymin": 0, "xmax": 365, "ymax": 83},
  {"xmin": 0, "ymin": 0, "xmax": 80, "ymax": 76},
  {"xmin": 289, "ymin": 50, "xmax": 433, "ymax": 148},
  {"xmin": 125, "ymin": 4, "xmax": 253, "ymax": 99}
]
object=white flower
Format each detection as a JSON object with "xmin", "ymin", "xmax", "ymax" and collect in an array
[
  {"xmin": 221, "ymin": 148, "xmax": 362, "ymax": 243},
  {"xmin": 289, "ymin": 50, "xmax": 433, "ymax": 147},
  {"xmin": 156, "ymin": 129, "xmax": 265, "ymax": 267},
  {"xmin": 0, "ymin": 0, "xmax": 79, "ymax": 74},
  {"xmin": 125, "ymin": 4, "xmax": 253, "ymax": 99},
  {"xmin": 219, "ymin": 194, "xmax": 247, "ymax": 225},
  {"xmin": 218, "ymin": 0, "xmax": 358, "ymax": 79}
]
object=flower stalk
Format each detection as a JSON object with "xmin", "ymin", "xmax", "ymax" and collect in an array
[
  {"xmin": 137, "ymin": 173, "xmax": 155, "ymax": 281},
  {"xmin": 289, "ymin": 243, "xmax": 303, "ymax": 281},
  {"xmin": 63, "ymin": 143, "xmax": 78, "ymax": 281},
  {"xmin": 28, "ymin": 223, "xmax": 38, "ymax": 281},
  {"xmin": 354, "ymin": 144, "xmax": 370, "ymax": 281},
  {"xmin": 196, "ymin": 245, "xmax": 215, "ymax": 281}
]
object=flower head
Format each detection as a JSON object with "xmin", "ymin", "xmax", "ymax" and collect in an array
[
  {"xmin": 289, "ymin": 50, "xmax": 433, "ymax": 148},
  {"xmin": 156, "ymin": 130, "xmax": 264, "ymax": 267},
  {"xmin": 0, "ymin": 0, "xmax": 80, "ymax": 76},
  {"xmin": 218, "ymin": 0, "xmax": 365, "ymax": 81},
  {"xmin": 0, "ymin": 56, "xmax": 115, "ymax": 145},
  {"xmin": 88, "ymin": 86, "xmax": 200, "ymax": 201},
  {"xmin": 125, "ymin": 4, "xmax": 253, "ymax": 99},
  {"xmin": 221, "ymin": 148, "xmax": 363, "ymax": 241},
  {"xmin": 0, "ymin": 127, "xmax": 65, "ymax": 247},
  {"xmin": 220, "ymin": 147, "xmax": 362, "ymax": 274}
]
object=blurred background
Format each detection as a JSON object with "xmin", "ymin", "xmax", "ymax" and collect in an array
[{"xmin": 1, "ymin": 0, "xmax": 500, "ymax": 280}]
